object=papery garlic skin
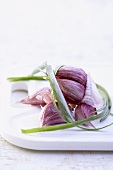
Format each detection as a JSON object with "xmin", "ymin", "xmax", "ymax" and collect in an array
[{"xmin": 81, "ymin": 74, "xmax": 104, "ymax": 109}]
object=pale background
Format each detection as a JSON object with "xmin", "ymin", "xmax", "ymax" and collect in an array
[
  {"xmin": 0, "ymin": 0, "xmax": 113, "ymax": 170},
  {"xmin": 0, "ymin": 0, "xmax": 113, "ymax": 70}
]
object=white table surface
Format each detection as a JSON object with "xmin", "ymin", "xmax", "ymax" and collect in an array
[{"xmin": 0, "ymin": 0, "xmax": 113, "ymax": 169}]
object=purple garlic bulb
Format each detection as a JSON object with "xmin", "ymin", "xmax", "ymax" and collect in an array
[{"xmin": 56, "ymin": 66, "xmax": 104, "ymax": 109}]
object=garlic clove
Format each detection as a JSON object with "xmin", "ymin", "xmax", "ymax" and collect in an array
[
  {"xmin": 57, "ymin": 78, "xmax": 85, "ymax": 104},
  {"xmin": 20, "ymin": 87, "xmax": 52, "ymax": 106},
  {"xmin": 56, "ymin": 66, "xmax": 87, "ymax": 86},
  {"xmin": 39, "ymin": 103, "xmax": 67, "ymax": 126}
]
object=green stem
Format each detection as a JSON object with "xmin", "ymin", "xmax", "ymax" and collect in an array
[
  {"xmin": 31, "ymin": 61, "xmax": 47, "ymax": 75},
  {"xmin": 46, "ymin": 65, "xmax": 74, "ymax": 123},
  {"xmin": 96, "ymin": 84, "xmax": 112, "ymax": 110},
  {"xmin": 77, "ymin": 122, "xmax": 113, "ymax": 131},
  {"xmin": 21, "ymin": 109, "xmax": 108, "ymax": 133},
  {"xmin": 7, "ymin": 76, "xmax": 46, "ymax": 82},
  {"xmin": 54, "ymin": 65, "xmax": 64, "ymax": 75}
]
